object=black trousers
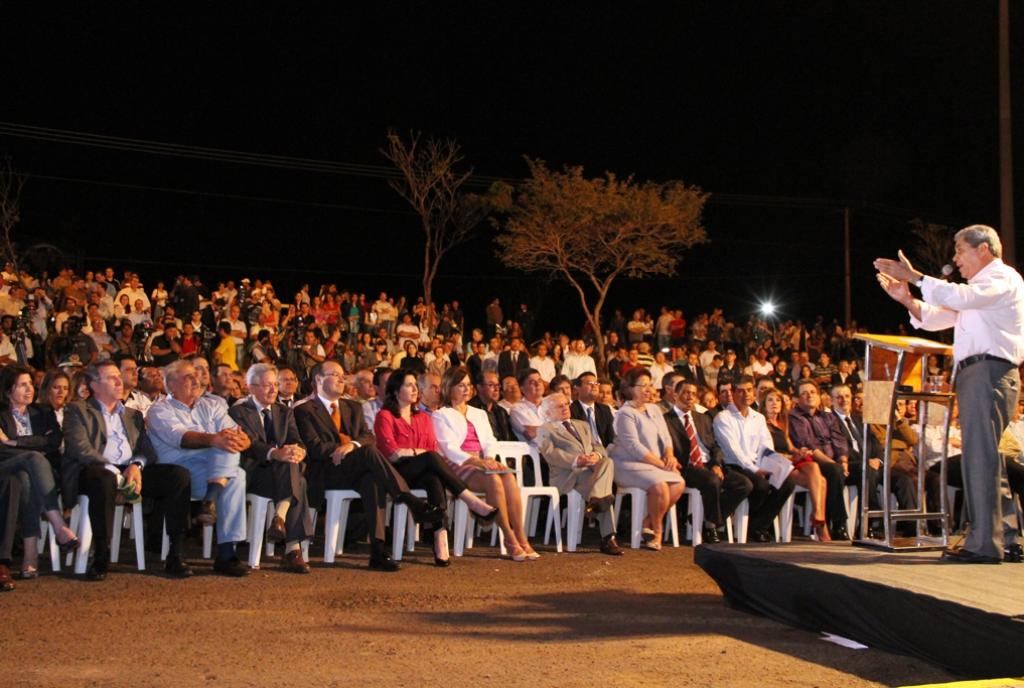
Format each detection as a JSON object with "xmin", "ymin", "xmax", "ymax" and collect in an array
[
  {"xmin": 324, "ymin": 446, "xmax": 410, "ymax": 542},
  {"xmin": 0, "ymin": 473, "xmax": 20, "ymax": 564},
  {"xmin": 392, "ymin": 451, "xmax": 469, "ymax": 531},
  {"xmin": 682, "ymin": 462, "xmax": 752, "ymax": 527},
  {"xmin": 812, "ymin": 456, "xmax": 848, "ymax": 530},
  {"xmin": 244, "ymin": 459, "xmax": 314, "ymax": 542},
  {"xmin": 725, "ymin": 465, "xmax": 796, "ymax": 535},
  {"xmin": 78, "ymin": 463, "xmax": 191, "ymax": 554}
]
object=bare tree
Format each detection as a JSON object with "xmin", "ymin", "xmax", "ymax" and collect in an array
[
  {"xmin": 493, "ymin": 158, "xmax": 709, "ymax": 368},
  {"xmin": 381, "ymin": 131, "xmax": 485, "ymax": 329},
  {"xmin": 909, "ymin": 218, "xmax": 954, "ymax": 278},
  {"xmin": 0, "ymin": 157, "xmax": 24, "ymax": 276}
]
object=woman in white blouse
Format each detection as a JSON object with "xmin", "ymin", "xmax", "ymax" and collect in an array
[{"xmin": 432, "ymin": 366, "xmax": 536, "ymax": 562}]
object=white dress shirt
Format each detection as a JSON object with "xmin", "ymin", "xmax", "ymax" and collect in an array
[
  {"xmin": 713, "ymin": 404, "xmax": 774, "ymax": 473},
  {"xmin": 912, "ymin": 259, "xmax": 1024, "ymax": 366}
]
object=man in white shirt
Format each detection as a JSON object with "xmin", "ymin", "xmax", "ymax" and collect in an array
[
  {"xmin": 876, "ymin": 224, "xmax": 1024, "ymax": 563},
  {"xmin": 560, "ymin": 340, "xmax": 597, "ymax": 382},
  {"xmin": 712, "ymin": 375, "xmax": 796, "ymax": 542},
  {"xmin": 528, "ymin": 342, "xmax": 557, "ymax": 384},
  {"xmin": 115, "ymin": 275, "xmax": 150, "ymax": 312},
  {"xmin": 509, "ymin": 369, "xmax": 546, "ymax": 447}
]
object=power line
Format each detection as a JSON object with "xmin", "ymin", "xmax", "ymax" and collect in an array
[
  {"xmin": 0, "ymin": 121, "xmax": 961, "ymax": 222},
  {"xmin": 15, "ymin": 171, "xmax": 416, "ymax": 215}
]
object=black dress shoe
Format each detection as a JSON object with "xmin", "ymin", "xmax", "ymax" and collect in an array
[
  {"xmin": 213, "ymin": 556, "xmax": 250, "ymax": 577},
  {"xmin": 164, "ymin": 556, "xmax": 194, "ymax": 578},
  {"xmin": 368, "ymin": 553, "xmax": 400, "ymax": 572},
  {"xmin": 369, "ymin": 540, "xmax": 400, "ymax": 571},
  {"xmin": 942, "ymin": 546, "xmax": 1001, "ymax": 564},
  {"xmin": 750, "ymin": 530, "xmax": 772, "ymax": 543},
  {"xmin": 600, "ymin": 534, "xmax": 624, "ymax": 556},
  {"xmin": 85, "ymin": 551, "xmax": 109, "ymax": 581},
  {"xmin": 701, "ymin": 527, "xmax": 721, "ymax": 544},
  {"xmin": 831, "ymin": 525, "xmax": 850, "ymax": 541},
  {"xmin": 401, "ymin": 495, "xmax": 444, "ymax": 525},
  {"xmin": 1004, "ymin": 543, "xmax": 1023, "ymax": 563}
]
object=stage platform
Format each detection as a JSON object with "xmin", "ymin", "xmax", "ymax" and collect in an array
[{"xmin": 695, "ymin": 542, "xmax": 1024, "ymax": 678}]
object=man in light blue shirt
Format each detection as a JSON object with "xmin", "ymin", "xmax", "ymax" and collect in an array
[{"xmin": 148, "ymin": 359, "xmax": 251, "ymax": 576}]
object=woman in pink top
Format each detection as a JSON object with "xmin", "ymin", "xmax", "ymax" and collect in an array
[{"xmin": 374, "ymin": 370, "xmax": 497, "ymax": 566}]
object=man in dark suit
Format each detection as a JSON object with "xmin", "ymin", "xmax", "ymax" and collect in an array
[
  {"xmin": 293, "ymin": 360, "xmax": 441, "ymax": 571},
  {"xmin": 831, "ymin": 359, "xmax": 863, "ymax": 391},
  {"xmin": 229, "ymin": 363, "xmax": 314, "ymax": 574},
  {"xmin": 569, "ymin": 372, "xmax": 615, "ymax": 447},
  {"xmin": 497, "ymin": 337, "xmax": 530, "ymax": 381},
  {"xmin": 62, "ymin": 360, "xmax": 193, "ymax": 580},
  {"xmin": 468, "ymin": 370, "xmax": 515, "ymax": 441},
  {"xmin": 677, "ymin": 351, "xmax": 707, "ymax": 390},
  {"xmin": 664, "ymin": 380, "xmax": 752, "ymax": 542}
]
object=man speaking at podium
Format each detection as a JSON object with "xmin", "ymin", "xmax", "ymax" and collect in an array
[{"xmin": 875, "ymin": 225, "xmax": 1024, "ymax": 564}]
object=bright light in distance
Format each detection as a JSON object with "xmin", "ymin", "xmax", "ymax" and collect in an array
[{"xmin": 759, "ymin": 301, "xmax": 776, "ymax": 317}]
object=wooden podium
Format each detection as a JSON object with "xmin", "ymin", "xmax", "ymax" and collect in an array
[{"xmin": 853, "ymin": 333, "xmax": 954, "ymax": 551}]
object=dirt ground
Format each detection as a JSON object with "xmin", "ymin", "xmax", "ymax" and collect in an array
[{"xmin": 3, "ymin": 532, "xmax": 957, "ymax": 688}]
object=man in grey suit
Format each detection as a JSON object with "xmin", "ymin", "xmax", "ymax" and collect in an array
[
  {"xmin": 63, "ymin": 360, "xmax": 193, "ymax": 580},
  {"xmin": 536, "ymin": 392, "xmax": 623, "ymax": 556}
]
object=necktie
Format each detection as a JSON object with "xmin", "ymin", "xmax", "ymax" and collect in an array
[
  {"xmin": 262, "ymin": 408, "xmax": 277, "ymax": 445},
  {"xmin": 844, "ymin": 415, "xmax": 859, "ymax": 453},
  {"xmin": 585, "ymin": 406, "xmax": 601, "ymax": 446},
  {"xmin": 563, "ymin": 420, "xmax": 583, "ymax": 445},
  {"xmin": 683, "ymin": 413, "xmax": 704, "ymax": 467},
  {"xmin": 330, "ymin": 402, "xmax": 342, "ymax": 432}
]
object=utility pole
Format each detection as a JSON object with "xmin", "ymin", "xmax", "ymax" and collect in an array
[{"xmin": 998, "ymin": 0, "xmax": 1015, "ymax": 265}]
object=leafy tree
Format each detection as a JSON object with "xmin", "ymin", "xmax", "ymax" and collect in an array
[{"xmin": 494, "ymin": 158, "xmax": 709, "ymax": 368}]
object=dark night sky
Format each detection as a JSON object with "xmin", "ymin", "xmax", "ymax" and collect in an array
[{"xmin": 1, "ymin": 2, "xmax": 1021, "ymax": 333}]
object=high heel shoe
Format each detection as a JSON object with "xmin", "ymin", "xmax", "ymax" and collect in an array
[
  {"xmin": 474, "ymin": 507, "xmax": 499, "ymax": 524},
  {"xmin": 812, "ymin": 519, "xmax": 831, "ymax": 543},
  {"xmin": 433, "ymin": 538, "xmax": 451, "ymax": 568},
  {"xmin": 57, "ymin": 535, "xmax": 79, "ymax": 556},
  {"xmin": 509, "ymin": 545, "xmax": 527, "ymax": 562}
]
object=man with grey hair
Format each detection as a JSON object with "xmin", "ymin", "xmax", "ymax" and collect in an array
[
  {"xmin": 228, "ymin": 363, "xmax": 313, "ymax": 573},
  {"xmin": 536, "ymin": 392, "xmax": 623, "ymax": 555},
  {"xmin": 147, "ymin": 359, "xmax": 251, "ymax": 576},
  {"xmin": 876, "ymin": 224, "xmax": 1024, "ymax": 563}
]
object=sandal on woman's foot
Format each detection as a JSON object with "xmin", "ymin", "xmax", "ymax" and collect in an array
[
  {"xmin": 18, "ymin": 565, "xmax": 38, "ymax": 580},
  {"xmin": 509, "ymin": 546, "xmax": 527, "ymax": 562},
  {"xmin": 812, "ymin": 520, "xmax": 831, "ymax": 543},
  {"xmin": 641, "ymin": 527, "xmax": 656, "ymax": 543},
  {"xmin": 641, "ymin": 539, "xmax": 662, "ymax": 551},
  {"xmin": 523, "ymin": 547, "xmax": 540, "ymax": 560}
]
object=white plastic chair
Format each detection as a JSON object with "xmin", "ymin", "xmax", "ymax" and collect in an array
[
  {"xmin": 491, "ymin": 441, "xmax": 562, "ymax": 553},
  {"xmin": 558, "ymin": 490, "xmax": 586, "ymax": 552},
  {"xmin": 391, "ymin": 489, "xmax": 428, "ymax": 561},
  {"xmin": 613, "ymin": 486, "xmax": 678, "ymax": 549},
  {"xmin": 245, "ymin": 494, "xmax": 277, "ymax": 569},
  {"xmin": 72, "ymin": 495, "xmax": 146, "ymax": 574},
  {"xmin": 321, "ymin": 489, "xmax": 361, "ymax": 564},
  {"xmin": 683, "ymin": 486, "xmax": 705, "ymax": 546}
]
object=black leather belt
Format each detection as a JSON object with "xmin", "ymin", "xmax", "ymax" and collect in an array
[{"xmin": 956, "ymin": 353, "xmax": 1015, "ymax": 372}]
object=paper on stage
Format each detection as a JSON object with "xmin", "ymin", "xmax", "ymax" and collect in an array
[
  {"xmin": 819, "ymin": 633, "xmax": 868, "ymax": 650},
  {"xmin": 757, "ymin": 449, "xmax": 794, "ymax": 490}
]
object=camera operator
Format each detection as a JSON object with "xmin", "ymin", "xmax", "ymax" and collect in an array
[
  {"xmin": 51, "ymin": 315, "xmax": 98, "ymax": 367},
  {"xmin": 150, "ymin": 321, "xmax": 183, "ymax": 367},
  {"xmin": 298, "ymin": 328, "xmax": 325, "ymax": 376}
]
